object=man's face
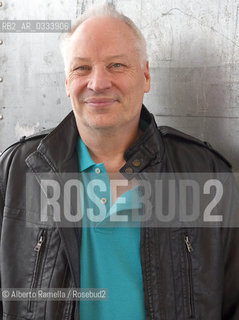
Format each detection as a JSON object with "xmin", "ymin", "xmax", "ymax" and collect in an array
[{"xmin": 65, "ymin": 16, "xmax": 150, "ymax": 131}]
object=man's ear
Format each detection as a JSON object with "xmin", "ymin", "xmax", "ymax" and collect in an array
[
  {"xmin": 144, "ymin": 61, "xmax": 151, "ymax": 93},
  {"xmin": 65, "ymin": 78, "xmax": 70, "ymax": 97}
]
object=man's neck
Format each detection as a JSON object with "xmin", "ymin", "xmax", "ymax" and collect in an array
[{"xmin": 76, "ymin": 121, "xmax": 143, "ymax": 173}]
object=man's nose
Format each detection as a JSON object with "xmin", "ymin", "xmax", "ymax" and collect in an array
[{"xmin": 87, "ymin": 67, "xmax": 112, "ymax": 92}]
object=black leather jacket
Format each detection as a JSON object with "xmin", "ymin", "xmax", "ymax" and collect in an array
[{"xmin": 0, "ymin": 105, "xmax": 238, "ymax": 320}]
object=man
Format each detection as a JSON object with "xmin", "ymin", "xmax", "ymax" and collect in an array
[{"xmin": 0, "ymin": 3, "xmax": 239, "ymax": 320}]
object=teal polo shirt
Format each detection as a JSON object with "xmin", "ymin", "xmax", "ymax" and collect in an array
[{"xmin": 77, "ymin": 137, "xmax": 146, "ymax": 320}]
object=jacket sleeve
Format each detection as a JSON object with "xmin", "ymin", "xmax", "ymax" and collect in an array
[
  {"xmin": 223, "ymin": 231, "xmax": 239, "ymax": 319},
  {"xmin": 0, "ymin": 145, "xmax": 19, "ymax": 319},
  {"xmin": 0, "ymin": 161, "xmax": 4, "ymax": 319},
  {"xmin": 222, "ymin": 173, "xmax": 239, "ymax": 319}
]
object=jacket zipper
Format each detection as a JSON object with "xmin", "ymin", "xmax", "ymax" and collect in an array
[
  {"xmin": 142, "ymin": 228, "xmax": 154, "ymax": 320},
  {"xmin": 184, "ymin": 234, "xmax": 195, "ymax": 318},
  {"xmin": 27, "ymin": 229, "xmax": 46, "ymax": 313}
]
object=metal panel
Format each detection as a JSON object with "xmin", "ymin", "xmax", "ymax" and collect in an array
[{"xmin": 0, "ymin": 0, "xmax": 238, "ymax": 170}]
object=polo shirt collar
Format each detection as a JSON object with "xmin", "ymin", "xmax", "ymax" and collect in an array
[{"xmin": 77, "ymin": 137, "xmax": 95, "ymax": 172}]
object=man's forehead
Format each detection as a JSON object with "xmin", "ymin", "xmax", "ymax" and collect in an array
[{"xmin": 67, "ymin": 16, "xmax": 140, "ymax": 64}]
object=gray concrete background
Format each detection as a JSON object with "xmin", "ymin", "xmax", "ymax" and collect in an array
[{"xmin": 0, "ymin": 0, "xmax": 238, "ymax": 170}]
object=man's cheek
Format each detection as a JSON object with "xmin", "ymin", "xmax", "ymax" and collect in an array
[{"xmin": 69, "ymin": 77, "xmax": 83, "ymax": 92}]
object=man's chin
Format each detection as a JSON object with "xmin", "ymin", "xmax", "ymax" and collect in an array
[
  {"xmin": 88, "ymin": 121, "xmax": 118, "ymax": 130},
  {"xmin": 83, "ymin": 114, "xmax": 120, "ymax": 129},
  {"xmin": 73, "ymin": 110, "xmax": 124, "ymax": 131}
]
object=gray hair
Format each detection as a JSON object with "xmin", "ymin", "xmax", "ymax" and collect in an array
[{"xmin": 60, "ymin": 3, "xmax": 148, "ymax": 75}]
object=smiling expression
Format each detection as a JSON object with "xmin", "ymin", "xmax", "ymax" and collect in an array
[{"xmin": 65, "ymin": 16, "xmax": 151, "ymax": 131}]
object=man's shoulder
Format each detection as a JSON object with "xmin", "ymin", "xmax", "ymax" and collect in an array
[
  {"xmin": 0, "ymin": 129, "xmax": 53, "ymax": 198},
  {"xmin": 158, "ymin": 125, "xmax": 231, "ymax": 169},
  {"xmin": 0, "ymin": 128, "xmax": 53, "ymax": 164}
]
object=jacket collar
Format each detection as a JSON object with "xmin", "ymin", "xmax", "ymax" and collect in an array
[
  {"xmin": 36, "ymin": 111, "xmax": 79, "ymax": 173},
  {"xmin": 120, "ymin": 105, "xmax": 164, "ymax": 177}
]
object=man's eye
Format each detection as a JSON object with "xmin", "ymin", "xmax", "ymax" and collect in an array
[
  {"xmin": 113, "ymin": 63, "xmax": 122, "ymax": 67},
  {"xmin": 74, "ymin": 66, "xmax": 90, "ymax": 71},
  {"xmin": 111, "ymin": 63, "xmax": 124, "ymax": 68}
]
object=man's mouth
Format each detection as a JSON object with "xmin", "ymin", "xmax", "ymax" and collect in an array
[{"xmin": 84, "ymin": 97, "xmax": 119, "ymax": 107}]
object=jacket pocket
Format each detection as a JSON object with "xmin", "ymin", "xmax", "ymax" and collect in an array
[
  {"xmin": 27, "ymin": 228, "xmax": 47, "ymax": 313},
  {"xmin": 183, "ymin": 233, "xmax": 195, "ymax": 319}
]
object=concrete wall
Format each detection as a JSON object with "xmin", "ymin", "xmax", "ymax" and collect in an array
[{"xmin": 0, "ymin": 0, "xmax": 238, "ymax": 170}]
